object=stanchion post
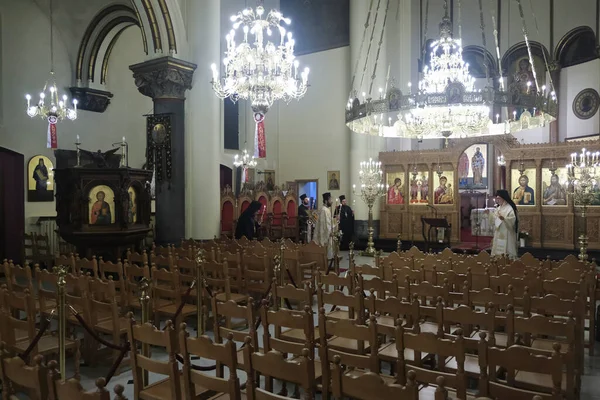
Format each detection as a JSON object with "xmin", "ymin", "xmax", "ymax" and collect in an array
[
  {"xmin": 195, "ymin": 249, "xmax": 206, "ymax": 337},
  {"xmin": 54, "ymin": 265, "xmax": 68, "ymax": 382},
  {"xmin": 273, "ymin": 255, "xmax": 281, "ymax": 310},
  {"xmin": 279, "ymin": 239, "xmax": 286, "ymax": 287},
  {"xmin": 348, "ymin": 242, "xmax": 355, "ymax": 274},
  {"xmin": 397, "ymin": 234, "xmax": 402, "ymax": 253},
  {"xmin": 139, "ymin": 277, "xmax": 150, "ymax": 386}
]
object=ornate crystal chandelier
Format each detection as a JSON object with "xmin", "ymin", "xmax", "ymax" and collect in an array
[
  {"xmin": 233, "ymin": 149, "xmax": 258, "ymax": 169},
  {"xmin": 352, "ymin": 158, "xmax": 386, "ymax": 256},
  {"xmin": 211, "ymin": 3, "xmax": 309, "ymax": 159},
  {"xmin": 566, "ymin": 148, "xmax": 600, "ymax": 260},
  {"xmin": 25, "ymin": 0, "xmax": 77, "ymax": 149},
  {"xmin": 345, "ymin": 0, "xmax": 557, "ymax": 140},
  {"xmin": 210, "ymin": 3, "xmax": 309, "ymax": 115}
]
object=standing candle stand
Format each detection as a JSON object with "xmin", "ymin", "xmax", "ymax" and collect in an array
[
  {"xmin": 352, "ymin": 158, "xmax": 387, "ymax": 257},
  {"xmin": 566, "ymin": 148, "xmax": 600, "ymax": 261}
]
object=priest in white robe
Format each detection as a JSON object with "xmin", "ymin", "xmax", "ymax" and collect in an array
[
  {"xmin": 489, "ymin": 189, "xmax": 519, "ymax": 259},
  {"xmin": 314, "ymin": 192, "xmax": 334, "ymax": 259}
]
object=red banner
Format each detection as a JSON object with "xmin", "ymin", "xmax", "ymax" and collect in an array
[
  {"xmin": 254, "ymin": 112, "xmax": 266, "ymax": 158},
  {"xmin": 47, "ymin": 121, "xmax": 57, "ymax": 149}
]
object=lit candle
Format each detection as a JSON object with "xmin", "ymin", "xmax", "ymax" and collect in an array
[
  {"xmin": 76, "ymin": 135, "xmax": 80, "ymax": 143},
  {"xmin": 513, "ymin": 110, "xmax": 517, "ymax": 120},
  {"xmin": 527, "ymin": 81, "xmax": 532, "ymax": 94},
  {"xmin": 495, "ymin": 114, "xmax": 499, "ymax": 124},
  {"xmin": 25, "ymin": 94, "xmax": 31, "ymax": 108},
  {"xmin": 122, "ymin": 136, "xmax": 126, "ymax": 143}
]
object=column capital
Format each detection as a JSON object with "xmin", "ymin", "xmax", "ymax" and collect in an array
[{"xmin": 129, "ymin": 56, "xmax": 197, "ymax": 100}]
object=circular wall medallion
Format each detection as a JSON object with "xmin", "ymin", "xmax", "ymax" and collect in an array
[{"xmin": 573, "ymin": 88, "xmax": 600, "ymax": 120}]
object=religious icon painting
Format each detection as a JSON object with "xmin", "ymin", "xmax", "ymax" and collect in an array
[
  {"xmin": 327, "ymin": 171, "xmax": 340, "ymax": 190},
  {"xmin": 511, "ymin": 169, "xmax": 537, "ymax": 206},
  {"xmin": 458, "ymin": 144, "xmax": 488, "ymax": 190},
  {"xmin": 27, "ymin": 155, "xmax": 55, "ymax": 202},
  {"xmin": 127, "ymin": 186, "xmax": 138, "ymax": 223},
  {"xmin": 541, "ymin": 168, "xmax": 568, "ymax": 206},
  {"xmin": 88, "ymin": 185, "xmax": 116, "ymax": 225},
  {"xmin": 386, "ymin": 171, "xmax": 405, "ymax": 205},
  {"xmin": 409, "ymin": 171, "xmax": 429, "ymax": 205},
  {"xmin": 264, "ymin": 170, "xmax": 276, "ymax": 191},
  {"xmin": 433, "ymin": 171, "xmax": 455, "ymax": 205}
]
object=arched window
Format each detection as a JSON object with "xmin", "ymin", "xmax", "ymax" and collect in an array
[{"xmin": 555, "ymin": 26, "xmax": 599, "ymax": 68}]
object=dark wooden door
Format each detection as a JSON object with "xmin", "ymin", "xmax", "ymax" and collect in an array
[{"xmin": 0, "ymin": 148, "xmax": 25, "ymax": 263}]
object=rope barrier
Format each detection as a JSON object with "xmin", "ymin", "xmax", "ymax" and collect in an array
[
  {"xmin": 68, "ymin": 306, "xmax": 127, "ymax": 351},
  {"xmin": 19, "ymin": 311, "xmax": 54, "ymax": 362},
  {"xmin": 105, "ymin": 345, "xmax": 130, "ymax": 384}
]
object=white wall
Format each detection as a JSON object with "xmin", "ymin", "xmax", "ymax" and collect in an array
[
  {"xmin": 277, "ymin": 46, "xmax": 351, "ymax": 202},
  {"xmin": 558, "ymin": 60, "xmax": 600, "ymax": 141},
  {"xmin": 0, "ymin": 0, "xmax": 151, "ymax": 224}
]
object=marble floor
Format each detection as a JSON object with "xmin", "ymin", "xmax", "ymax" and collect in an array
[{"xmin": 30, "ymin": 252, "xmax": 600, "ymax": 398}]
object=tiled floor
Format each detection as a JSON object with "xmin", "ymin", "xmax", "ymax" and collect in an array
[{"xmin": 35, "ymin": 252, "xmax": 600, "ymax": 398}]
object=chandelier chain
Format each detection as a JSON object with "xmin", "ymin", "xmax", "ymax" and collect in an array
[
  {"xmin": 457, "ymin": 0, "xmax": 462, "ymax": 41},
  {"xmin": 516, "ymin": 0, "xmax": 540, "ymax": 92},
  {"xmin": 528, "ymin": 0, "xmax": 556, "ymax": 93},
  {"xmin": 359, "ymin": 0, "xmax": 383, "ymax": 95},
  {"xmin": 421, "ymin": 0, "xmax": 430, "ymax": 65},
  {"xmin": 488, "ymin": 0, "xmax": 502, "ymax": 85},
  {"xmin": 349, "ymin": 0, "xmax": 375, "ymax": 96},
  {"xmin": 368, "ymin": 0, "xmax": 391, "ymax": 97},
  {"xmin": 477, "ymin": 0, "xmax": 489, "ymax": 82},
  {"xmin": 50, "ymin": 0, "xmax": 54, "ymax": 73}
]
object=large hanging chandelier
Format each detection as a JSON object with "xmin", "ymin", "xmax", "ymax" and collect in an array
[
  {"xmin": 345, "ymin": 0, "xmax": 557, "ymax": 140},
  {"xmin": 211, "ymin": 3, "xmax": 309, "ymax": 159},
  {"xmin": 25, "ymin": 0, "xmax": 77, "ymax": 149}
]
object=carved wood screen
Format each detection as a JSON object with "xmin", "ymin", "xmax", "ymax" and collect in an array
[{"xmin": 379, "ymin": 136, "xmax": 600, "ymax": 250}]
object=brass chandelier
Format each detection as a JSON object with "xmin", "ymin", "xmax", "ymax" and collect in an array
[{"xmin": 345, "ymin": 0, "xmax": 558, "ymax": 140}]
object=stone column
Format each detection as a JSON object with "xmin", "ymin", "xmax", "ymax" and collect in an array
[
  {"xmin": 130, "ymin": 57, "xmax": 197, "ymax": 244},
  {"xmin": 185, "ymin": 0, "xmax": 221, "ymax": 240}
]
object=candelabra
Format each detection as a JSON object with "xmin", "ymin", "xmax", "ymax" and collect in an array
[
  {"xmin": 353, "ymin": 158, "xmax": 386, "ymax": 257},
  {"xmin": 233, "ymin": 149, "xmax": 258, "ymax": 169},
  {"xmin": 566, "ymin": 148, "xmax": 600, "ymax": 261}
]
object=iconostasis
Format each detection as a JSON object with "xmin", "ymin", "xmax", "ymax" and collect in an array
[{"xmin": 379, "ymin": 136, "xmax": 600, "ymax": 250}]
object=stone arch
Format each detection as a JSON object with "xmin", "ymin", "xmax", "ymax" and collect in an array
[
  {"xmin": 554, "ymin": 26, "xmax": 599, "ymax": 68},
  {"xmin": 462, "ymin": 45, "xmax": 499, "ymax": 79},
  {"xmin": 130, "ymin": 0, "xmax": 188, "ymax": 57},
  {"xmin": 76, "ymin": 5, "xmax": 142, "ymax": 85}
]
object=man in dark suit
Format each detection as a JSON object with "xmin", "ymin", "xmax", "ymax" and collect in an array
[
  {"xmin": 334, "ymin": 195, "xmax": 354, "ymax": 250},
  {"xmin": 298, "ymin": 194, "xmax": 310, "ymax": 242}
]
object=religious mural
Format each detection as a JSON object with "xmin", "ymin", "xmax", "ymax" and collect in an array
[
  {"xmin": 541, "ymin": 168, "xmax": 568, "ymax": 206},
  {"xmin": 264, "ymin": 170, "xmax": 276, "ymax": 190},
  {"xmin": 458, "ymin": 144, "xmax": 488, "ymax": 189},
  {"xmin": 27, "ymin": 155, "xmax": 54, "ymax": 202},
  {"xmin": 511, "ymin": 169, "xmax": 537, "ymax": 206},
  {"xmin": 88, "ymin": 185, "xmax": 116, "ymax": 225},
  {"xmin": 128, "ymin": 186, "xmax": 138, "ymax": 223},
  {"xmin": 433, "ymin": 171, "xmax": 455, "ymax": 205},
  {"xmin": 508, "ymin": 57, "xmax": 546, "ymax": 119},
  {"xmin": 386, "ymin": 171, "xmax": 405, "ymax": 205},
  {"xmin": 409, "ymin": 171, "xmax": 429, "ymax": 204}
]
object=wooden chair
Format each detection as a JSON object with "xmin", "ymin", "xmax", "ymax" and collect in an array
[
  {"xmin": 0, "ymin": 351, "xmax": 49, "ymax": 399},
  {"xmin": 34, "ymin": 232, "xmax": 55, "ymax": 268},
  {"xmin": 151, "ymin": 267, "xmax": 197, "ymax": 328},
  {"xmin": 47, "ymin": 360, "xmax": 110, "ymax": 400},
  {"xmin": 243, "ymin": 340, "xmax": 315, "ymax": 400},
  {"xmin": 273, "ymin": 282, "xmax": 318, "ymax": 344},
  {"xmin": 331, "ymin": 356, "xmax": 419, "ymax": 400},
  {"xmin": 478, "ymin": 338, "xmax": 563, "ymax": 400},
  {"xmin": 152, "ymin": 255, "xmax": 174, "ymax": 270},
  {"xmin": 127, "ymin": 318, "xmax": 183, "ymax": 399},
  {"xmin": 75, "ymin": 255, "xmax": 99, "ymax": 278},
  {"xmin": 125, "ymin": 249, "xmax": 149, "ymax": 267},
  {"xmin": 35, "ymin": 266, "xmax": 59, "ymax": 318},
  {"xmin": 22, "ymin": 232, "xmax": 36, "ymax": 267},
  {"xmin": 204, "ymin": 259, "xmax": 247, "ymax": 304},
  {"xmin": 6, "ymin": 262, "xmax": 35, "ymax": 297},
  {"xmin": 395, "ymin": 324, "xmax": 468, "ymax": 399},
  {"xmin": 54, "ymin": 253, "xmax": 76, "ymax": 271},
  {"xmin": 123, "ymin": 262, "xmax": 151, "ymax": 310},
  {"xmin": 179, "ymin": 325, "xmax": 242, "ymax": 399},
  {"xmin": 87, "ymin": 278, "xmax": 129, "ymax": 370},
  {"xmin": 243, "ymin": 253, "xmax": 271, "ymax": 297},
  {"xmin": 98, "ymin": 259, "xmax": 126, "ymax": 306},
  {"xmin": 212, "ymin": 298, "xmax": 259, "ymax": 370}
]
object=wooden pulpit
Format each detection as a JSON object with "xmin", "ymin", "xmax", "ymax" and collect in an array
[
  {"xmin": 54, "ymin": 149, "xmax": 152, "ymax": 261},
  {"xmin": 421, "ymin": 217, "xmax": 451, "ymax": 251}
]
